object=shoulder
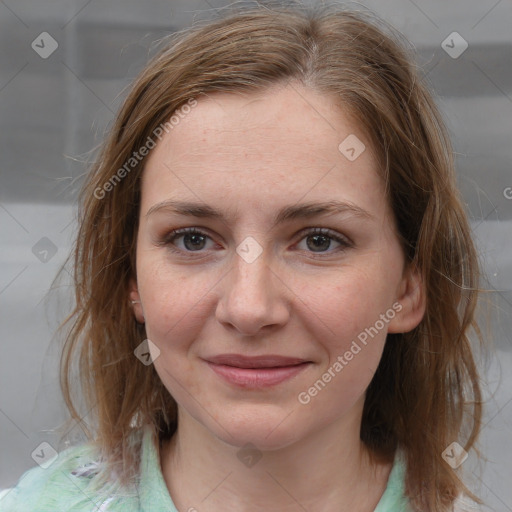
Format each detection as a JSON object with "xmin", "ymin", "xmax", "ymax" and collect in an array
[
  {"xmin": 0, "ymin": 439, "xmax": 139, "ymax": 512},
  {"xmin": 374, "ymin": 449, "xmax": 483, "ymax": 512}
]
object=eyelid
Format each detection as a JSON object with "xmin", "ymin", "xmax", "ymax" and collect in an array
[
  {"xmin": 295, "ymin": 226, "xmax": 353, "ymax": 247},
  {"xmin": 156, "ymin": 227, "xmax": 217, "ymax": 248}
]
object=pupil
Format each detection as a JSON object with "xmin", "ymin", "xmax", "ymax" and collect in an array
[
  {"xmin": 185, "ymin": 234, "xmax": 205, "ymax": 250},
  {"xmin": 308, "ymin": 235, "xmax": 330, "ymax": 252}
]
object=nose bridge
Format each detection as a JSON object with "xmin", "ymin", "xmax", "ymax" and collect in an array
[
  {"xmin": 231, "ymin": 231, "xmax": 271, "ymax": 285},
  {"xmin": 216, "ymin": 240, "xmax": 289, "ymax": 334},
  {"xmin": 230, "ymin": 244, "xmax": 274, "ymax": 305}
]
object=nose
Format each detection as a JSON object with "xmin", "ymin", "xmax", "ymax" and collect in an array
[{"xmin": 215, "ymin": 249, "xmax": 291, "ymax": 337}]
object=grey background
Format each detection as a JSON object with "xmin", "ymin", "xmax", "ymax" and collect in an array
[{"xmin": 0, "ymin": 0, "xmax": 511, "ymax": 510}]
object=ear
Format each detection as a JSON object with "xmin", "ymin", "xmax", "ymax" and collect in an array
[
  {"xmin": 387, "ymin": 263, "xmax": 426, "ymax": 334},
  {"xmin": 129, "ymin": 277, "xmax": 145, "ymax": 324}
]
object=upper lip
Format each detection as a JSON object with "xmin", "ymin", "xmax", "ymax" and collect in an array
[{"xmin": 205, "ymin": 354, "xmax": 310, "ymax": 368}]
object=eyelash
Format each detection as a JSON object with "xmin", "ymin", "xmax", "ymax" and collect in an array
[{"xmin": 158, "ymin": 226, "xmax": 353, "ymax": 258}]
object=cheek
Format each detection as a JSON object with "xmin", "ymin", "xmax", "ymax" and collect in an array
[
  {"xmin": 296, "ymin": 273, "xmax": 392, "ymax": 416},
  {"xmin": 138, "ymin": 262, "xmax": 214, "ymax": 400},
  {"xmin": 136, "ymin": 257, "xmax": 214, "ymax": 350},
  {"xmin": 302, "ymin": 264, "xmax": 394, "ymax": 345}
]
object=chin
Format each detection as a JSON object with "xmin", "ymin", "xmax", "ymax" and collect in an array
[{"xmin": 207, "ymin": 409, "xmax": 306, "ymax": 451}]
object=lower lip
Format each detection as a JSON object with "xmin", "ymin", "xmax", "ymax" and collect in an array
[{"xmin": 206, "ymin": 362, "xmax": 311, "ymax": 388}]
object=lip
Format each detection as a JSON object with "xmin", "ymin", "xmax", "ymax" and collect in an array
[
  {"xmin": 204, "ymin": 354, "xmax": 312, "ymax": 388},
  {"xmin": 205, "ymin": 354, "xmax": 309, "ymax": 368}
]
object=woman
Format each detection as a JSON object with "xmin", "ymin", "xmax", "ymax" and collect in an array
[{"xmin": 0, "ymin": 3, "xmax": 484, "ymax": 511}]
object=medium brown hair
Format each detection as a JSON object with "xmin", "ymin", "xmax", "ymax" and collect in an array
[{"xmin": 55, "ymin": 2, "xmax": 484, "ymax": 510}]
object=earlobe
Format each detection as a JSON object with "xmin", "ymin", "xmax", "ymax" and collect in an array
[
  {"xmin": 387, "ymin": 264, "xmax": 426, "ymax": 334},
  {"xmin": 129, "ymin": 277, "xmax": 145, "ymax": 324}
]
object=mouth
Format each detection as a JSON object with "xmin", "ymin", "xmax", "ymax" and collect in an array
[
  {"xmin": 205, "ymin": 354, "xmax": 310, "ymax": 368},
  {"xmin": 203, "ymin": 354, "xmax": 312, "ymax": 388}
]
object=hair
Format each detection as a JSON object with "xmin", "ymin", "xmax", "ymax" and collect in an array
[{"xmin": 54, "ymin": 2, "xmax": 485, "ymax": 510}]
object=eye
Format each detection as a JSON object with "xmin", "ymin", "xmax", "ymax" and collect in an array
[
  {"xmin": 159, "ymin": 227, "xmax": 215, "ymax": 253},
  {"xmin": 294, "ymin": 227, "xmax": 352, "ymax": 255},
  {"xmin": 158, "ymin": 226, "xmax": 352, "ymax": 257}
]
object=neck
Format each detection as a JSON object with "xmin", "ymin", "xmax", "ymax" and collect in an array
[{"xmin": 159, "ymin": 399, "xmax": 393, "ymax": 512}]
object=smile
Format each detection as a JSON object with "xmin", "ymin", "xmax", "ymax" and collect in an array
[{"xmin": 205, "ymin": 361, "xmax": 312, "ymax": 388}]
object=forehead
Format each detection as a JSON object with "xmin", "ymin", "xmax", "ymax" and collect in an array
[
  {"xmin": 150, "ymin": 84, "xmax": 366, "ymax": 165},
  {"xmin": 140, "ymin": 84, "xmax": 386, "ymax": 220}
]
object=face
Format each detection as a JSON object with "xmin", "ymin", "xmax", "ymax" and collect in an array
[{"xmin": 130, "ymin": 83, "xmax": 424, "ymax": 450}]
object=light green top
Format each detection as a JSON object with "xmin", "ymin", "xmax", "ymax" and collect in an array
[{"xmin": 0, "ymin": 425, "xmax": 412, "ymax": 511}]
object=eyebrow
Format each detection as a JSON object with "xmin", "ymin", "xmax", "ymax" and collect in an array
[{"xmin": 145, "ymin": 199, "xmax": 374, "ymax": 227}]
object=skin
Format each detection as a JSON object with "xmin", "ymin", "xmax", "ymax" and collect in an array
[{"xmin": 129, "ymin": 81, "xmax": 426, "ymax": 512}]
